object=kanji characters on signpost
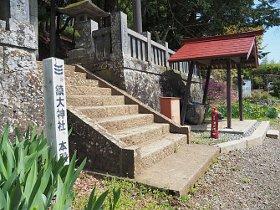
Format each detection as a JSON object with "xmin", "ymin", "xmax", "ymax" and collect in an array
[{"xmin": 43, "ymin": 58, "xmax": 69, "ymax": 164}]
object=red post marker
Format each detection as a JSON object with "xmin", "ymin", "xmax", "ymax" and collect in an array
[{"xmin": 211, "ymin": 107, "xmax": 219, "ymax": 139}]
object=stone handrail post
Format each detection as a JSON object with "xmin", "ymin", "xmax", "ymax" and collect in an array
[
  {"xmin": 147, "ymin": 32, "xmax": 152, "ymax": 63},
  {"xmin": 165, "ymin": 42, "xmax": 169, "ymax": 67},
  {"xmin": 111, "ymin": 11, "xmax": 129, "ymax": 59}
]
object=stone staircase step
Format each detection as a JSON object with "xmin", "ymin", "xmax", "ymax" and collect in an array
[
  {"xmin": 135, "ymin": 144, "xmax": 219, "ymax": 195},
  {"xmin": 67, "ymin": 95, "xmax": 125, "ymax": 107},
  {"xmin": 64, "ymin": 65, "xmax": 76, "ymax": 71},
  {"xmin": 66, "ymin": 77, "xmax": 99, "ymax": 87},
  {"xmin": 113, "ymin": 123, "xmax": 170, "ymax": 146},
  {"xmin": 66, "ymin": 86, "xmax": 111, "ymax": 96},
  {"xmin": 97, "ymin": 114, "xmax": 154, "ymax": 132},
  {"xmin": 76, "ymin": 105, "xmax": 139, "ymax": 119},
  {"xmin": 134, "ymin": 134, "xmax": 188, "ymax": 173},
  {"xmin": 65, "ymin": 70, "xmax": 87, "ymax": 78}
]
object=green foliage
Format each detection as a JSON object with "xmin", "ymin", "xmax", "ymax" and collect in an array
[
  {"xmin": 140, "ymin": 0, "xmax": 280, "ymax": 48},
  {"xmin": 74, "ymin": 178, "xmax": 174, "ymax": 209},
  {"xmin": 257, "ymin": 63, "xmax": 280, "ymax": 75},
  {"xmin": 62, "ymin": 26, "xmax": 80, "ymax": 39},
  {"xmin": 0, "ymin": 125, "xmax": 121, "ymax": 210},
  {"xmin": 38, "ymin": 0, "xmax": 280, "ymax": 51},
  {"xmin": 217, "ymin": 100, "xmax": 279, "ymax": 120},
  {"xmin": 0, "ymin": 125, "xmax": 86, "ymax": 209},
  {"xmin": 244, "ymin": 63, "xmax": 280, "ymax": 89},
  {"xmin": 271, "ymin": 78, "xmax": 280, "ymax": 98},
  {"xmin": 266, "ymin": 107, "xmax": 278, "ymax": 119},
  {"xmin": 84, "ymin": 188, "xmax": 120, "ymax": 210},
  {"xmin": 253, "ymin": 76, "xmax": 265, "ymax": 89},
  {"xmin": 250, "ymin": 91, "xmax": 271, "ymax": 102}
]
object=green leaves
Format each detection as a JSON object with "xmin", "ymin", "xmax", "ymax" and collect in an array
[
  {"xmin": 84, "ymin": 187, "xmax": 121, "ymax": 210},
  {"xmin": 0, "ymin": 125, "xmax": 86, "ymax": 210},
  {"xmin": 0, "ymin": 125, "xmax": 121, "ymax": 210}
]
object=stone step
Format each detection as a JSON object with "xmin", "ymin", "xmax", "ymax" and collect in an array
[
  {"xmin": 113, "ymin": 123, "xmax": 170, "ymax": 146},
  {"xmin": 64, "ymin": 65, "xmax": 76, "ymax": 71},
  {"xmin": 76, "ymin": 105, "xmax": 139, "ymax": 119},
  {"xmin": 64, "ymin": 70, "xmax": 87, "ymax": 78},
  {"xmin": 97, "ymin": 114, "xmax": 154, "ymax": 132},
  {"xmin": 67, "ymin": 95, "xmax": 125, "ymax": 107},
  {"xmin": 135, "ymin": 144, "xmax": 220, "ymax": 195},
  {"xmin": 66, "ymin": 77, "xmax": 99, "ymax": 87},
  {"xmin": 66, "ymin": 86, "xmax": 111, "ymax": 96},
  {"xmin": 133, "ymin": 134, "xmax": 188, "ymax": 174}
]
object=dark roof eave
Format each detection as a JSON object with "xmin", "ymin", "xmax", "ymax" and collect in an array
[{"xmin": 168, "ymin": 52, "xmax": 249, "ymax": 63}]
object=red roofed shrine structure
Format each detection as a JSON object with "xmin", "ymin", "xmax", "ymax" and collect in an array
[{"xmin": 169, "ymin": 30, "xmax": 263, "ymax": 129}]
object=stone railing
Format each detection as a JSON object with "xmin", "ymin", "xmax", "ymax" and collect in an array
[
  {"xmin": 68, "ymin": 11, "xmax": 197, "ymax": 76},
  {"xmin": 126, "ymin": 27, "xmax": 191, "ymax": 74}
]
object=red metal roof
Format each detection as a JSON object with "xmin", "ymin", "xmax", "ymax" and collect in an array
[{"xmin": 169, "ymin": 30, "xmax": 263, "ymax": 65}]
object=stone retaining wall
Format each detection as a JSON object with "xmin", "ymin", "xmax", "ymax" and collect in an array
[{"xmin": 0, "ymin": 0, "xmax": 44, "ymax": 131}]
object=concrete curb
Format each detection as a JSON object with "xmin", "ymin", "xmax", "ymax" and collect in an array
[{"xmin": 216, "ymin": 121, "xmax": 270, "ymax": 154}]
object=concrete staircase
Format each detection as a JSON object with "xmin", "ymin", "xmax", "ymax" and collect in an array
[{"xmin": 58, "ymin": 64, "xmax": 219, "ymax": 195}]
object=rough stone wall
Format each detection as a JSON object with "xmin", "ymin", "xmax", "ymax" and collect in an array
[
  {"xmin": 68, "ymin": 110, "xmax": 134, "ymax": 177},
  {"xmin": 123, "ymin": 69, "xmax": 162, "ymax": 110},
  {"xmin": 0, "ymin": 0, "xmax": 44, "ymax": 131},
  {"xmin": 122, "ymin": 57, "xmax": 203, "ymax": 111}
]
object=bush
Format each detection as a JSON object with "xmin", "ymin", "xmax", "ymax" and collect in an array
[
  {"xmin": 216, "ymin": 100, "xmax": 278, "ymax": 120},
  {"xmin": 266, "ymin": 107, "xmax": 278, "ymax": 119},
  {"xmin": 0, "ymin": 126, "xmax": 120, "ymax": 210},
  {"xmin": 0, "ymin": 125, "xmax": 86, "ymax": 209},
  {"xmin": 271, "ymin": 78, "xmax": 280, "ymax": 98},
  {"xmin": 250, "ymin": 90, "xmax": 270, "ymax": 102},
  {"xmin": 206, "ymin": 79, "xmax": 238, "ymax": 103}
]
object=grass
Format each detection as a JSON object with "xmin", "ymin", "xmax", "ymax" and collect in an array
[
  {"xmin": 191, "ymin": 131, "xmax": 236, "ymax": 146},
  {"xmin": 72, "ymin": 173, "xmax": 198, "ymax": 209}
]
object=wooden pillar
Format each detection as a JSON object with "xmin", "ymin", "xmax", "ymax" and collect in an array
[
  {"xmin": 181, "ymin": 62, "xmax": 194, "ymax": 125},
  {"xmin": 202, "ymin": 66, "xmax": 212, "ymax": 105},
  {"xmin": 237, "ymin": 62, "xmax": 244, "ymax": 121},
  {"xmin": 226, "ymin": 59, "xmax": 232, "ymax": 129}
]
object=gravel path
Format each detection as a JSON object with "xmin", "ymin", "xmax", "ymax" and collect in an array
[{"xmin": 188, "ymin": 135, "xmax": 280, "ymax": 209}]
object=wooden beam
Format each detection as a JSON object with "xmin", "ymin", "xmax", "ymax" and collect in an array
[
  {"xmin": 181, "ymin": 61, "xmax": 194, "ymax": 125},
  {"xmin": 226, "ymin": 59, "xmax": 232, "ymax": 129},
  {"xmin": 237, "ymin": 62, "xmax": 244, "ymax": 121},
  {"xmin": 202, "ymin": 66, "xmax": 211, "ymax": 105}
]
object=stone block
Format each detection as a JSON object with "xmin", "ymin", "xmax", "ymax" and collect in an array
[
  {"xmin": 10, "ymin": 0, "xmax": 30, "ymax": 23},
  {"xmin": 267, "ymin": 130, "xmax": 280, "ymax": 139},
  {"xmin": 185, "ymin": 103, "xmax": 206, "ymax": 125},
  {"xmin": 3, "ymin": 47, "xmax": 37, "ymax": 73},
  {"xmin": 0, "ymin": 21, "xmax": 37, "ymax": 50},
  {"xmin": 246, "ymin": 135, "xmax": 263, "ymax": 148},
  {"xmin": 245, "ymin": 121, "xmax": 270, "ymax": 148},
  {"xmin": 217, "ymin": 139, "xmax": 247, "ymax": 154}
]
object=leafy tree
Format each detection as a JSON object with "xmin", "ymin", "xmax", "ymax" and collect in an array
[
  {"xmin": 38, "ymin": 0, "xmax": 280, "ymax": 58},
  {"xmin": 140, "ymin": 0, "xmax": 280, "ymax": 49}
]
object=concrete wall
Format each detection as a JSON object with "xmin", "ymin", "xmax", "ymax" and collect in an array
[{"xmin": 0, "ymin": 0, "xmax": 44, "ymax": 131}]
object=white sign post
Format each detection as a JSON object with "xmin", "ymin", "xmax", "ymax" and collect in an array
[
  {"xmin": 43, "ymin": 58, "xmax": 69, "ymax": 164},
  {"xmin": 242, "ymin": 80, "xmax": 252, "ymax": 98}
]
